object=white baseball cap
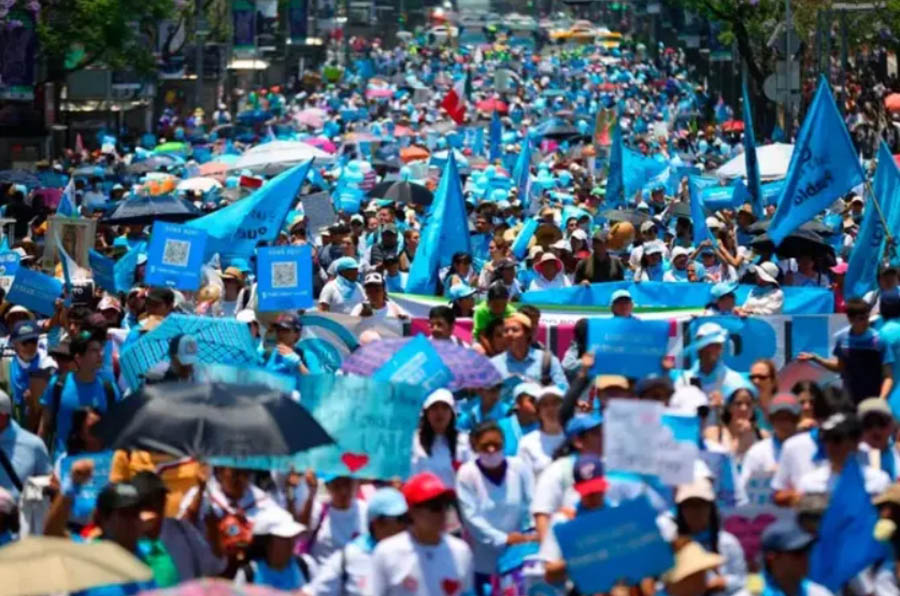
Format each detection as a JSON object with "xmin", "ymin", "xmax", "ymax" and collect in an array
[
  {"xmin": 423, "ymin": 388, "xmax": 454, "ymax": 411},
  {"xmin": 252, "ymin": 506, "xmax": 305, "ymax": 537}
]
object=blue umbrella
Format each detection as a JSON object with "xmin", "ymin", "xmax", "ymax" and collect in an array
[{"xmin": 0, "ymin": 170, "xmax": 41, "ymax": 189}]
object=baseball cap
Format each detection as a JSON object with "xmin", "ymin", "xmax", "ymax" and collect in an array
[
  {"xmin": 572, "ymin": 454, "xmax": 608, "ymax": 496},
  {"xmin": 820, "ymin": 412, "xmax": 862, "ymax": 441},
  {"xmin": 693, "ymin": 322, "xmax": 728, "ymax": 351},
  {"xmin": 640, "ymin": 220, "xmax": 657, "ymax": 233},
  {"xmin": 610, "ymin": 289, "xmax": 632, "ymax": 306},
  {"xmin": 671, "ymin": 246, "xmax": 691, "ymax": 261},
  {"xmin": 768, "ymin": 393, "xmax": 801, "ymax": 417},
  {"xmin": 381, "ymin": 223, "xmax": 398, "ymax": 235},
  {"xmin": 169, "ymin": 334, "xmax": 199, "ymax": 365},
  {"xmin": 252, "ymin": 506, "xmax": 305, "ymax": 537},
  {"xmin": 131, "ymin": 471, "xmax": 169, "ymax": 506},
  {"xmin": 537, "ymin": 385, "xmax": 565, "ymax": 403},
  {"xmin": 635, "ymin": 375, "xmax": 673, "ymax": 396},
  {"xmin": 98, "ymin": 296, "xmax": 122, "ymax": 313},
  {"xmin": 565, "ymin": 413, "xmax": 603, "ymax": 439},
  {"xmin": 710, "ymin": 281, "xmax": 738, "ymax": 300},
  {"xmin": 4, "ymin": 305, "xmax": 34, "ymax": 321},
  {"xmin": 675, "ymin": 479, "xmax": 715, "ymax": 504},
  {"xmin": 423, "ymin": 388, "xmax": 454, "ymax": 411},
  {"xmin": 273, "ymin": 314, "xmax": 302, "ymax": 331},
  {"xmin": 858, "ymin": 397, "xmax": 893, "ymax": 422},
  {"xmin": 761, "ymin": 518, "xmax": 816, "ymax": 552},
  {"xmin": 367, "ymin": 487, "xmax": 409, "ymax": 522},
  {"xmin": 447, "ymin": 284, "xmax": 477, "ymax": 302},
  {"xmin": 11, "ymin": 320, "xmax": 40, "ymax": 343},
  {"xmin": 513, "ymin": 382, "xmax": 542, "ymax": 400},
  {"xmin": 96, "ymin": 482, "xmax": 141, "ymax": 515},
  {"xmin": 333, "ymin": 257, "xmax": 359, "ymax": 272},
  {"xmin": 0, "ymin": 389, "xmax": 10, "ymax": 416},
  {"xmin": 364, "ymin": 272, "xmax": 384, "ymax": 286},
  {"xmin": 402, "ymin": 472, "xmax": 455, "ymax": 507},
  {"xmin": 48, "ymin": 340, "xmax": 71, "ymax": 360}
]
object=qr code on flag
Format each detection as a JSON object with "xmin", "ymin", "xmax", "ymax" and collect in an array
[
  {"xmin": 271, "ymin": 262, "xmax": 298, "ymax": 288},
  {"xmin": 161, "ymin": 239, "xmax": 190, "ymax": 267}
]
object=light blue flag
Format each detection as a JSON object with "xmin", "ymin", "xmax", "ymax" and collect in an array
[
  {"xmin": 741, "ymin": 79, "xmax": 764, "ymax": 218},
  {"xmin": 768, "ymin": 77, "xmax": 865, "ymax": 245},
  {"xmin": 187, "ymin": 160, "xmax": 311, "ymax": 260},
  {"xmin": 623, "ymin": 147, "xmax": 667, "ymax": 202},
  {"xmin": 809, "ymin": 458, "xmax": 887, "ymax": 591},
  {"xmin": 513, "ymin": 137, "xmax": 532, "ymax": 207},
  {"xmin": 511, "ymin": 217, "xmax": 538, "ymax": 260},
  {"xmin": 57, "ymin": 177, "xmax": 77, "ymax": 217},
  {"xmin": 406, "ymin": 153, "xmax": 471, "ymax": 294},
  {"xmin": 473, "ymin": 127, "xmax": 485, "ymax": 157},
  {"xmin": 688, "ymin": 176, "xmax": 715, "ymax": 245},
  {"xmin": 605, "ymin": 122, "xmax": 624, "ymax": 206},
  {"xmin": 846, "ymin": 142, "xmax": 898, "ymax": 299},
  {"xmin": 489, "ymin": 111, "xmax": 502, "ymax": 162}
]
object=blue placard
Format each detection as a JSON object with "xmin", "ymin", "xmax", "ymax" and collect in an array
[
  {"xmin": 553, "ymin": 497, "xmax": 674, "ymax": 594},
  {"xmin": 6, "ymin": 267, "xmax": 63, "ymax": 316},
  {"xmin": 372, "ymin": 334, "xmax": 453, "ymax": 393},
  {"xmin": 587, "ymin": 318, "xmax": 670, "ymax": 379},
  {"xmin": 0, "ymin": 251, "xmax": 20, "ymax": 280},
  {"xmin": 145, "ymin": 222, "xmax": 208, "ymax": 290},
  {"xmin": 257, "ymin": 245, "xmax": 314, "ymax": 311},
  {"xmin": 59, "ymin": 451, "xmax": 115, "ymax": 520},
  {"xmin": 89, "ymin": 249, "xmax": 117, "ymax": 294}
]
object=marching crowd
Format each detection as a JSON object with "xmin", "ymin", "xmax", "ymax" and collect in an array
[{"xmin": 2, "ymin": 25, "xmax": 900, "ymax": 596}]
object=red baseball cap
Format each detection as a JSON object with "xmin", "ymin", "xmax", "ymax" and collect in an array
[{"xmin": 402, "ymin": 472, "xmax": 455, "ymax": 507}]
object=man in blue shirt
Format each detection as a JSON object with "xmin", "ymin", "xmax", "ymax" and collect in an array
[
  {"xmin": 799, "ymin": 297, "xmax": 894, "ymax": 404},
  {"xmin": 0, "ymin": 388, "xmax": 51, "ymax": 500},
  {"xmin": 491, "ymin": 312, "xmax": 569, "ymax": 390},
  {"xmin": 38, "ymin": 330, "xmax": 119, "ymax": 458}
]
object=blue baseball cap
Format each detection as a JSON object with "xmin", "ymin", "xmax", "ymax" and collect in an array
[
  {"xmin": 761, "ymin": 518, "xmax": 815, "ymax": 552},
  {"xmin": 710, "ymin": 281, "xmax": 738, "ymax": 300},
  {"xmin": 447, "ymin": 284, "xmax": 477, "ymax": 302},
  {"xmin": 565, "ymin": 413, "xmax": 603, "ymax": 439},
  {"xmin": 333, "ymin": 257, "xmax": 359, "ymax": 272},
  {"xmin": 367, "ymin": 487, "xmax": 409, "ymax": 522},
  {"xmin": 11, "ymin": 320, "xmax": 40, "ymax": 343}
]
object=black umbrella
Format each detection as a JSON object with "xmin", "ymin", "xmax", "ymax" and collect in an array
[
  {"xmin": 539, "ymin": 123, "xmax": 583, "ymax": 141},
  {"xmin": 95, "ymin": 382, "xmax": 333, "ymax": 458},
  {"xmin": 751, "ymin": 230, "xmax": 836, "ymax": 263},
  {"xmin": 102, "ymin": 194, "xmax": 202, "ymax": 226},
  {"xmin": 748, "ymin": 219, "xmax": 834, "ymax": 237},
  {"xmin": 371, "ymin": 157, "xmax": 404, "ymax": 173},
  {"xmin": 368, "ymin": 180, "xmax": 434, "ymax": 206},
  {"xmin": 600, "ymin": 208, "xmax": 649, "ymax": 226}
]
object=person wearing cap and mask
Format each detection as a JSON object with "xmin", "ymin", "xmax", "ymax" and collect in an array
[
  {"xmin": 350, "ymin": 272, "xmax": 408, "ymax": 319},
  {"xmin": 672, "ymin": 322, "xmax": 746, "ymax": 403},
  {"xmin": 495, "ymin": 382, "xmax": 541, "ymax": 456},
  {"xmin": 574, "ymin": 229, "xmax": 625, "ymax": 285},
  {"xmin": 304, "ymin": 487, "xmax": 409, "ymax": 596},
  {"xmin": 492, "ymin": 313, "xmax": 568, "ymax": 391},
  {"xmin": 7, "ymin": 319, "xmax": 57, "ymax": 427},
  {"xmin": 739, "ymin": 394, "xmax": 802, "ymax": 505},
  {"xmin": 517, "ymin": 385, "xmax": 565, "ymax": 479},
  {"xmin": 369, "ymin": 224, "xmax": 402, "ymax": 269},
  {"xmin": 144, "ymin": 334, "xmax": 203, "ymax": 384},
  {"xmin": 370, "ymin": 472, "xmax": 473, "ymax": 596},
  {"xmin": 456, "ymin": 420, "xmax": 536, "ymax": 593},
  {"xmin": 758, "ymin": 518, "xmax": 832, "ymax": 596},
  {"xmin": 319, "ymin": 257, "xmax": 365, "ymax": 314},
  {"xmin": 736, "ymin": 262, "xmax": 784, "ymax": 315}
]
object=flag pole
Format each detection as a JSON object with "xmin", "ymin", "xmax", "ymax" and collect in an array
[{"xmin": 863, "ymin": 179, "xmax": 895, "ymax": 260}]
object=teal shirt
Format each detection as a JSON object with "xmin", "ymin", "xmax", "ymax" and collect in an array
[{"xmin": 880, "ymin": 320, "xmax": 900, "ymax": 417}]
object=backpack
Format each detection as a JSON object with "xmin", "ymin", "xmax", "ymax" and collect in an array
[{"xmin": 209, "ymin": 491, "xmax": 255, "ymax": 556}]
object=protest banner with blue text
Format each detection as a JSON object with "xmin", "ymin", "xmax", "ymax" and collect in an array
[
  {"xmin": 553, "ymin": 497, "xmax": 674, "ymax": 594},
  {"xmin": 7, "ymin": 267, "xmax": 63, "ymax": 316},
  {"xmin": 146, "ymin": 222, "xmax": 208, "ymax": 291},
  {"xmin": 257, "ymin": 245, "xmax": 314, "ymax": 311}
]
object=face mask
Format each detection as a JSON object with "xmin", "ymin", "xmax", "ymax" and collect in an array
[{"xmin": 477, "ymin": 451, "xmax": 505, "ymax": 469}]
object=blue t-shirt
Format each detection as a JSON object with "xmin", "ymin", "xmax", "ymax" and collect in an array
[
  {"xmin": 833, "ymin": 326, "xmax": 894, "ymax": 404},
  {"xmin": 880, "ymin": 320, "xmax": 900, "ymax": 417},
  {"xmin": 39, "ymin": 375, "xmax": 120, "ymax": 456}
]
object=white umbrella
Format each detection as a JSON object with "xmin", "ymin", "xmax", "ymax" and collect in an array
[
  {"xmin": 231, "ymin": 140, "xmax": 335, "ymax": 174},
  {"xmin": 176, "ymin": 176, "xmax": 223, "ymax": 193},
  {"xmin": 716, "ymin": 143, "xmax": 794, "ymax": 182}
]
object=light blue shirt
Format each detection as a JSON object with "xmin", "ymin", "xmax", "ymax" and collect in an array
[
  {"xmin": 879, "ymin": 320, "xmax": 900, "ymax": 417},
  {"xmin": 0, "ymin": 420, "xmax": 52, "ymax": 500},
  {"xmin": 491, "ymin": 348, "xmax": 569, "ymax": 391}
]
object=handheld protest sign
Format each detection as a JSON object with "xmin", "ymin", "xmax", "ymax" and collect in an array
[
  {"xmin": 257, "ymin": 245, "xmax": 314, "ymax": 311},
  {"xmin": 145, "ymin": 222, "xmax": 208, "ymax": 290}
]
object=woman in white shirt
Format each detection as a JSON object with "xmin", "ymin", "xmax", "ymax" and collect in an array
[
  {"xmin": 456, "ymin": 420, "xmax": 536, "ymax": 593},
  {"xmin": 297, "ymin": 475, "xmax": 368, "ymax": 571},
  {"xmin": 517, "ymin": 386, "xmax": 566, "ymax": 479},
  {"xmin": 738, "ymin": 262, "xmax": 784, "ymax": 316},
  {"xmin": 410, "ymin": 389, "xmax": 471, "ymax": 489},
  {"xmin": 740, "ymin": 394, "xmax": 802, "ymax": 505},
  {"xmin": 318, "ymin": 257, "xmax": 365, "ymax": 314},
  {"xmin": 528, "ymin": 253, "xmax": 571, "ymax": 291}
]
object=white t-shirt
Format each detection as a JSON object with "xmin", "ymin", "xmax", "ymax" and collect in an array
[
  {"xmin": 797, "ymin": 459, "xmax": 891, "ymax": 496},
  {"xmin": 319, "ymin": 279, "xmax": 365, "ymax": 314},
  {"xmin": 739, "ymin": 437, "xmax": 778, "ymax": 505},
  {"xmin": 528, "ymin": 273, "xmax": 571, "ymax": 291},
  {"xmin": 305, "ymin": 499, "xmax": 368, "ymax": 566},
  {"xmin": 349, "ymin": 300, "xmax": 408, "ymax": 320},
  {"xmin": 305, "ymin": 536, "xmax": 375, "ymax": 596},
  {"xmin": 370, "ymin": 531, "xmax": 474, "ymax": 596},
  {"xmin": 410, "ymin": 432, "xmax": 472, "ymax": 489},
  {"xmin": 770, "ymin": 432, "xmax": 822, "ymax": 492},
  {"xmin": 517, "ymin": 430, "xmax": 565, "ymax": 479}
]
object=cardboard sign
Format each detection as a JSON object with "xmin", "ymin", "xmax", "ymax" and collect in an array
[
  {"xmin": 256, "ymin": 245, "xmax": 314, "ymax": 311},
  {"xmin": 145, "ymin": 222, "xmax": 208, "ymax": 290}
]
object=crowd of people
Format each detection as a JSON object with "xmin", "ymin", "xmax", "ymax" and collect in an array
[{"xmin": 2, "ymin": 22, "xmax": 900, "ymax": 596}]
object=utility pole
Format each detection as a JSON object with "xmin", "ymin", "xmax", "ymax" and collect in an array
[{"xmin": 784, "ymin": 0, "xmax": 792, "ymax": 140}]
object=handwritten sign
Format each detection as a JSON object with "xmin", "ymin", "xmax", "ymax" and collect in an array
[
  {"xmin": 257, "ymin": 245, "xmax": 314, "ymax": 311},
  {"xmin": 553, "ymin": 497, "xmax": 674, "ymax": 594},
  {"xmin": 604, "ymin": 400, "xmax": 697, "ymax": 485},
  {"xmin": 587, "ymin": 318, "xmax": 669, "ymax": 379},
  {"xmin": 6, "ymin": 267, "xmax": 63, "ymax": 316},
  {"xmin": 372, "ymin": 334, "xmax": 453, "ymax": 393},
  {"xmin": 146, "ymin": 222, "xmax": 208, "ymax": 290}
]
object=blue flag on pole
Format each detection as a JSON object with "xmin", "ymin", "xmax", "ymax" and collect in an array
[
  {"xmin": 511, "ymin": 218, "xmax": 538, "ymax": 260},
  {"xmin": 809, "ymin": 458, "xmax": 886, "ymax": 591},
  {"xmin": 489, "ymin": 111, "xmax": 502, "ymax": 162},
  {"xmin": 845, "ymin": 142, "xmax": 898, "ymax": 298},
  {"xmin": 187, "ymin": 160, "xmax": 311, "ymax": 261},
  {"xmin": 742, "ymin": 79, "xmax": 764, "ymax": 218},
  {"xmin": 473, "ymin": 127, "xmax": 485, "ymax": 157},
  {"xmin": 768, "ymin": 77, "xmax": 865, "ymax": 245},
  {"xmin": 688, "ymin": 177, "xmax": 715, "ymax": 245},
  {"xmin": 606, "ymin": 122, "xmax": 624, "ymax": 207},
  {"xmin": 406, "ymin": 153, "xmax": 471, "ymax": 294},
  {"xmin": 513, "ymin": 137, "xmax": 532, "ymax": 207},
  {"xmin": 57, "ymin": 178, "xmax": 78, "ymax": 217}
]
